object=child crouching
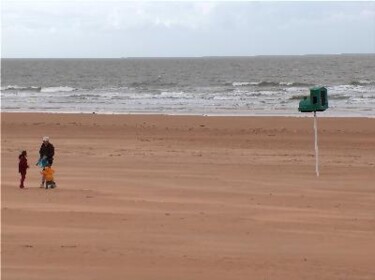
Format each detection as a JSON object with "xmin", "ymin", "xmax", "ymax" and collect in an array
[{"xmin": 41, "ymin": 165, "xmax": 57, "ymax": 189}]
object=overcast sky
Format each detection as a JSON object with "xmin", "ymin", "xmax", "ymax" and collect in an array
[{"xmin": 2, "ymin": 0, "xmax": 375, "ymax": 58}]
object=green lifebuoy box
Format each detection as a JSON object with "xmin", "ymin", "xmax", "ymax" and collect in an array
[{"xmin": 298, "ymin": 86, "xmax": 328, "ymax": 112}]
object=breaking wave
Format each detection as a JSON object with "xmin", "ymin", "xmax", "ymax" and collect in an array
[
  {"xmin": 1, "ymin": 85, "xmax": 77, "ymax": 93},
  {"xmin": 41, "ymin": 86, "xmax": 77, "ymax": 93},
  {"xmin": 350, "ymin": 80, "xmax": 375, "ymax": 86},
  {"xmin": 232, "ymin": 81, "xmax": 312, "ymax": 87},
  {"xmin": 1, "ymin": 85, "xmax": 41, "ymax": 91},
  {"xmin": 289, "ymin": 93, "xmax": 351, "ymax": 101}
]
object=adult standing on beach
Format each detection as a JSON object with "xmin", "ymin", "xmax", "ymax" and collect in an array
[
  {"xmin": 38, "ymin": 136, "xmax": 55, "ymax": 188},
  {"xmin": 39, "ymin": 136, "xmax": 55, "ymax": 166}
]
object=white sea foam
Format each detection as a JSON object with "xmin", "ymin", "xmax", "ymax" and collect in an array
[
  {"xmin": 358, "ymin": 80, "xmax": 371, "ymax": 84},
  {"xmin": 1, "ymin": 85, "xmax": 41, "ymax": 91},
  {"xmin": 232, "ymin": 81, "xmax": 264, "ymax": 86},
  {"xmin": 3, "ymin": 84, "xmax": 373, "ymax": 117},
  {"xmin": 279, "ymin": 82, "xmax": 295, "ymax": 86},
  {"xmin": 233, "ymin": 82, "xmax": 251, "ymax": 86},
  {"xmin": 159, "ymin": 91, "xmax": 187, "ymax": 98},
  {"xmin": 41, "ymin": 86, "xmax": 77, "ymax": 93}
]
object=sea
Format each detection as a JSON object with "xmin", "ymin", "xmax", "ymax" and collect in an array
[{"xmin": 1, "ymin": 55, "xmax": 375, "ymax": 117}]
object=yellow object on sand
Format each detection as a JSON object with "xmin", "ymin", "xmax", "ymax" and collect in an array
[{"xmin": 41, "ymin": 166, "xmax": 55, "ymax": 181}]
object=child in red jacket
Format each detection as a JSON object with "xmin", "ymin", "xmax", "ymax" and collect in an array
[{"xmin": 18, "ymin": 150, "xmax": 29, "ymax": 189}]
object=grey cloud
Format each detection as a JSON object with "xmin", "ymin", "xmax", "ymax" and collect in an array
[{"xmin": 2, "ymin": 1, "xmax": 374, "ymax": 58}]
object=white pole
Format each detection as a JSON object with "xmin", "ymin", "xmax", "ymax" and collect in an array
[{"xmin": 313, "ymin": 111, "xmax": 319, "ymax": 177}]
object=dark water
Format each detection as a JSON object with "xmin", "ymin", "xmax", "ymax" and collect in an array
[{"xmin": 2, "ymin": 55, "xmax": 375, "ymax": 116}]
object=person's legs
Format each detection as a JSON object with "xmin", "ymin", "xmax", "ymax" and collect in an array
[
  {"xmin": 41, "ymin": 174, "xmax": 45, "ymax": 188},
  {"xmin": 20, "ymin": 173, "xmax": 26, "ymax": 188}
]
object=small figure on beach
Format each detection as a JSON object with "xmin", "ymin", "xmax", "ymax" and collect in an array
[
  {"xmin": 18, "ymin": 150, "xmax": 29, "ymax": 189},
  {"xmin": 41, "ymin": 166, "xmax": 56, "ymax": 189},
  {"xmin": 38, "ymin": 136, "xmax": 55, "ymax": 187}
]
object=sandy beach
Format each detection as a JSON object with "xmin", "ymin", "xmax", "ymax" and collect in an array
[{"xmin": 1, "ymin": 112, "xmax": 375, "ymax": 280}]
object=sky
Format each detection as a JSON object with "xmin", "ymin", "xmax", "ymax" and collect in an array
[{"xmin": 1, "ymin": 0, "xmax": 375, "ymax": 58}]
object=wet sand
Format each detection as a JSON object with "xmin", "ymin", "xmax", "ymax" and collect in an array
[{"xmin": 2, "ymin": 113, "xmax": 375, "ymax": 280}]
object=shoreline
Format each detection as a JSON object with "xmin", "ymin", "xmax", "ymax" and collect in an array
[{"xmin": 2, "ymin": 110, "xmax": 374, "ymax": 118}]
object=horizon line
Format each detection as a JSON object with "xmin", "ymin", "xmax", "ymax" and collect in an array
[{"xmin": 2, "ymin": 53, "xmax": 375, "ymax": 59}]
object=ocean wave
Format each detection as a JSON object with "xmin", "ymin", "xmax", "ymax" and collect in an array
[
  {"xmin": 360, "ymin": 94, "xmax": 375, "ymax": 99},
  {"xmin": 232, "ymin": 82, "xmax": 255, "ymax": 87},
  {"xmin": 329, "ymin": 85, "xmax": 375, "ymax": 95},
  {"xmin": 350, "ymin": 80, "xmax": 375, "ymax": 86},
  {"xmin": 213, "ymin": 95, "xmax": 240, "ymax": 100},
  {"xmin": 232, "ymin": 81, "xmax": 312, "ymax": 87},
  {"xmin": 232, "ymin": 81, "xmax": 276, "ymax": 87},
  {"xmin": 1, "ymin": 85, "xmax": 78, "ymax": 93},
  {"xmin": 41, "ymin": 86, "xmax": 77, "ymax": 93},
  {"xmin": 286, "ymin": 82, "xmax": 314, "ymax": 87},
  {"xmin": 129, "ymin": 81, "xmax": 177, "ymax": 87},
  {"xmin": 289, "ymin": 95, "xmax": 308, "ymax": 100},
  {"xmin": 289, "ymin": 93, "xmax": 351, "ymax": 101},
  {"xmin": 159, "ymin": 91, "xmax": 192, "ymax": 99},
  {"xmin": 279, "ymin": 82, "xmax": 313, "ymax": 87},
  {"xmin": 256, "ymin": 81, "xmax": 279, "ymax": 87},
  {"xmin": 68, "ymin": 94, "xmax": 102, "ymax": 100},
  {"xmin": 1, "ymin": 85, "xmax": 41, "ymax": 91},
  {"xmin": 223, "ymin": 82, "xmax": 234, "ymax": 86}
]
